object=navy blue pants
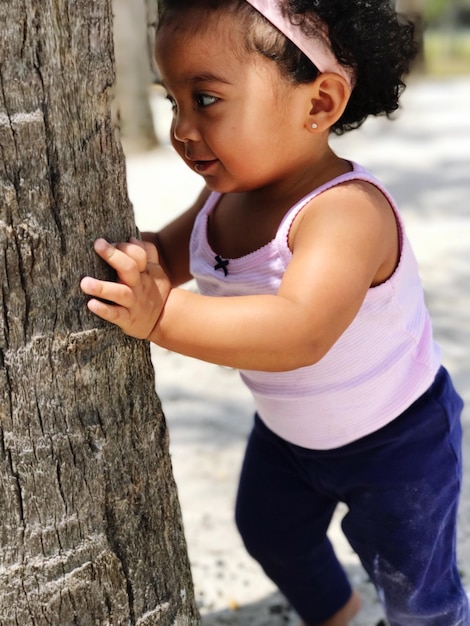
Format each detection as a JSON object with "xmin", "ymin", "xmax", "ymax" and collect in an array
[{"xmin": 235, "ymin": 368, "xmax": 469, "ymax": 625}]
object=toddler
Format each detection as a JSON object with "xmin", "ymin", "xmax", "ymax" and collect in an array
[{"xmin": 81, "ymin": 1, "xmax": 469, "ymax": 624}]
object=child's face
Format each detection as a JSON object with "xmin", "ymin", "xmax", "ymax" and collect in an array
[{"xmin": 155, "ymin": 10, "xmax": 313, "ymax": 194}]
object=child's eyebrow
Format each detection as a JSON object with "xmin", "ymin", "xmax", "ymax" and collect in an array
[
  {"xmin": 188, "ymin": 72, "xmax": 231, "ymax": 85},
  {"xmin": 161, "ymin": 72, "xmax": 232, "ymax": 89}
]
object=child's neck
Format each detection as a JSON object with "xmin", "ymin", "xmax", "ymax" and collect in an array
[
  {"xmin": 207, "ymin": 154, "xmax": 351, "ymax": 260},
  {"xmin": 243, "ymin": 151, "xmax": 351, "ymax": 214}
]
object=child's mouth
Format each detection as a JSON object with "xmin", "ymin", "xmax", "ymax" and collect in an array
[{"xmin": 194, "ymin": 159, "xmax": 218, "ymax": 173}]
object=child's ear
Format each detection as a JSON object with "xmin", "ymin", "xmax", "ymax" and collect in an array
[{"xmin": 306, "ymin": 73, "xmax": 351, "ymax": 132}]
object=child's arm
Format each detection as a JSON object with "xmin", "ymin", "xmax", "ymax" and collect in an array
[{"xmin": 81, "ymin": 182, "xmax": 398, "ymax": 371}]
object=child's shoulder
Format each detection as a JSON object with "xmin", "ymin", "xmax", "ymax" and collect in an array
[
  {"xmin": 304, "ymin": 172, "xmax": 396, "ymax": 228},
  {"xmin": 289, "ymin": 167, "xmax": 399, "ymax": 256},
  {"xmin": 289, "ymin": 161, "xmax": 393, "ymax": 224}
]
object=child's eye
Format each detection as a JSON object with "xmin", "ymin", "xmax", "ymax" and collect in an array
[
  {"xmin": 195, "ymin": 93, "xmax": 218, "ymax": 108},
  {"xmin": 165, "ymin": 94, "xmax": 177, "ymax": 111}
]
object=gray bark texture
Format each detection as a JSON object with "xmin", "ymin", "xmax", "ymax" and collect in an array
[{"xmin": 0, "ymin": 1, "xmax": 199, "ymax": 625}]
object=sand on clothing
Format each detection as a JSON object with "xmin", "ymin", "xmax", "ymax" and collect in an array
[{"xmin": 127, "ymin": 75, "xmax": 470, "ymax": 625}]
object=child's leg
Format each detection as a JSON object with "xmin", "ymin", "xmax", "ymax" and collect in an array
[
  {"xmin": 235, "ymin": 415, "xmax": 355, "ymax": 625},
  {"xmin": 340, "ymin": 368, "xmax": 469, "ymax": 625},
  {"xmin": 301, "ymin": 590, "xmax": 361, "ymax": 626}
]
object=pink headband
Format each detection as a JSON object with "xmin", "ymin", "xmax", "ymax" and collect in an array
[{"xmin": 244, "ymin": 0, "xmax": 353, "ymax": 87}]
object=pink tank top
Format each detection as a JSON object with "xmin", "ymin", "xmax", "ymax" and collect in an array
[{"xmin": 189, "ymin": 162, "xmax": 441, "ymax": 449}]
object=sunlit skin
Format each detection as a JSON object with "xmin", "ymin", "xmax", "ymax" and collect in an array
[{"xmin": 79, "ymin": 10, "xmax": 401, "ymax": 623}]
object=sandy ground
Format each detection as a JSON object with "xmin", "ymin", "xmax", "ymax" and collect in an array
[{"xmin": 126, "ymin": 75, "xmax": 470, "ymax": 625}]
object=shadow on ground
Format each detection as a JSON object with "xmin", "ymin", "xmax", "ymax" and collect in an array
[{"xmin": 201, "ymin": 563, "xmax": 386, "ymax": 625}]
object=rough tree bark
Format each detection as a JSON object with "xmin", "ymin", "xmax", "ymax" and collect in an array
[{"xmin": 0, "ymin": 1, "xmax": 198, "ymax": 625}]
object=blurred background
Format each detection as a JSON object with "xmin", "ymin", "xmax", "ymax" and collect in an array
[{"xmin": 418, "ymin": 0, "xmax": 470, "ymax": 75}]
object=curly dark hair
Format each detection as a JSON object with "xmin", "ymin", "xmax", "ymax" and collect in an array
[{"xmin": 157, "ymin": 0, "xmax": 417, "ymax": 134}]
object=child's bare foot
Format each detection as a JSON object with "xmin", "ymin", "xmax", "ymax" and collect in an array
[{"xmin": 302, "ymin": 590, "xmax": 361, "ymax": 626}]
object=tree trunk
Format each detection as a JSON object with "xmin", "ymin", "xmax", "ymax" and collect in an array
[
  {"xmin": 112, "ymin": 0, "xmax": 159, "ymax": 153},
  {"xmin": 0, "ymin": 1, "xmax": 198, "ymax": 625}
]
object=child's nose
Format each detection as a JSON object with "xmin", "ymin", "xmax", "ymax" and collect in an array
[{"xmin": 172, "ymin": 112, "xmax": 199, "ymax": 143}]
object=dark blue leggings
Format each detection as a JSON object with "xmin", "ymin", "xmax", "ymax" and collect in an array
[{"xmin": 235, "ymin": 368, "xmax": 469, "ymax": 625}]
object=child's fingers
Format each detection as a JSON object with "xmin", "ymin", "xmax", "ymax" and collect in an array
[
  {"xmin": 93, "ymin": 238, "xmax": 144, "ymax": 286},
  {"xmin": 115, "ymin": 240, "xmax": 151, "ymax": 272},
  {"xmin": 86, "ymin": 297, "xmax": 120, "ymax": 321},
  {"xmin": 128, "ymin": 237, "xmax": 161, "ymax": 265},
  {"xmin": 80, "ymin": 276, "xmax": 135, "ymax": 309},
  {"xmin": 85, "ymin": 298, "xmax": 133, "ymax": 331}
]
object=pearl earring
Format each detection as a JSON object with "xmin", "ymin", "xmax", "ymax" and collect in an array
[{"xmin": 311, "ymin": 122, "xmax": 318, "ymax": 129}]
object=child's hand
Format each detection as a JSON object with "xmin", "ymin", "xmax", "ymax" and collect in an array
[{"xmin": 80, "ymin": 237, "xmax": 171, "ymax": 339}]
